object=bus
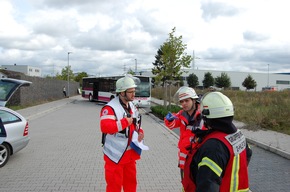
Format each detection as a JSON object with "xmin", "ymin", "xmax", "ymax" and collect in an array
[{"xmin": 82, "ymin": 75, "xmax": 151, "ymax": 107}]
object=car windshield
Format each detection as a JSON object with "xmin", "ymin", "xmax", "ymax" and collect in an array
[{"xmin": 0, "ymin": 81, "xmax": 19, "ymax": 101}]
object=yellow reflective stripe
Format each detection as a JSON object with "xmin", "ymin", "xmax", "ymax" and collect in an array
[
  {"xmin": 182, "ymin": 187, "xmax": 185, "ymax": 192},
  {"xmin": 229, "ymin": 155, "xmax": 240, "ymax": 192},
  {"xmin": 198, "ymin": 157, "xmax": 222, "ymax": 177},
  {"xmin": 237, "ymin": 188, "xmax": 249, "ymax": 192}
]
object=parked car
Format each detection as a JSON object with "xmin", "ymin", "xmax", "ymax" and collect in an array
[{"xmin": 0, "ymin": 78, "xmax": 31, "ymax": 168}]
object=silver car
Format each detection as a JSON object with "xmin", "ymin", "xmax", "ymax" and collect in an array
[{"xmin": 0, "ymin": 78, "xmax": 31, "ymax": 168}]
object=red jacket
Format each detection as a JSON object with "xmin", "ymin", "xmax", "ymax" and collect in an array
[{"xmin": 164, "ymin": 109, "xmax": 202, "ymax": 169}]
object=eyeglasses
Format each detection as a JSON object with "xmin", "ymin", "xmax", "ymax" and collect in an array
[{"xmin": 126, "ymin": 90, "xmax": 136, "ymax": 94}]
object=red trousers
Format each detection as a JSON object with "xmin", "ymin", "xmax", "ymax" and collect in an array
[{"xmin": 104, "ymin": 158, "xmax": 137, "ymax": 192}]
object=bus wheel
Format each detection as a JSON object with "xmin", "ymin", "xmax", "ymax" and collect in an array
[{"xmin": 89, "ymin": 94, "xmax": 93, "ymax": 102}]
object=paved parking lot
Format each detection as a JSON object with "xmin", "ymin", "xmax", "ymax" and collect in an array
[
  {"xmin": 1, "ymin": 96, "xmax": 290, "ymax": 192},
  {"xmin": 0, "ymin": 97, "xmax": 181, "ymax": 192}
]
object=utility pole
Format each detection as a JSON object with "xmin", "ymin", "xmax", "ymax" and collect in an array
[
  {"xmin": 267, "ymin": 64, "xmax": 269, "ymax": 87},
  {"xmin": 135, "ymin": 59, "xmax": 137, "ymax": 75},
  {"xmin": 67, "ymin": 52, "xmax": 72, "ymax": 97},
  {"xmin": 192, "ymin": 50, "xmax": 195, "ymax": 69}
]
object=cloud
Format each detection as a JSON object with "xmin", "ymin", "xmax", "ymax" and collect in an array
[
  {"xmin": 243, "ymin": 31, "xmax": 269, "ymax": 42},
  {"xmin": 201, "ymin": 1, "xmax": 242, "ymax": 22},
  {"xmin": 0, "ymin": 0, "xmax": 289, "ymax": 76}
]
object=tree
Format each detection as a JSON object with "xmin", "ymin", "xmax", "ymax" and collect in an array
[
  {"xmin": 215, "ymin": 72, "xmax": 231, "ymax": 89},
  {"xmin": 55, "ymin": 66, "xmax": 74, "ymax": 81},
  {"xmin": 44, "ymin": 75, "xmax": 54, "ymax": 79},
  {"xmin": 152, "ymin": 27, "xmax": 192, "ymax": 106},
  {"xmin": 152, "ymin": 27, "xmax": 192, "ymax": 86},
  {"xmin": 202, "ymin": 72, "xmax": 214, "ymax": 88},
  {"xmin": 127, "ymin": 69, "xmax": 135, "ymax": 75},
  {"xmin": 55, "ymin": 72, "xmax": 62, "ymax": 80},
  {"xmin": 178, "ymin": 76, "xmax": 184, "ymax": 87},
  {"xmin": 74, "ymin": 72, "xmax": 88, "ymax": 86},
  {"xmin": 187, "ymin": 73, "xmax": 199, "ymax": 88},
  {"xmin": 242, "ymin": 74, "xmax": 257, "ymax": 90},
  {"xmin": 152, "ymin": 48, "xmax": 165, "ymax": 86}
]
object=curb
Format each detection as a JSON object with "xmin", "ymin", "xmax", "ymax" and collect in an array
[
  {"xmin": 17, "ymin": 97, "xmax": 79, "ymax": 121},
  {"xmin": 245, "ymin": 137, "xmax": 290, "ymax": 160}
]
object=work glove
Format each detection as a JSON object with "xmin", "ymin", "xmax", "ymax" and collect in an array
[{"xmin": 165, "ymin": 112, "xmax": 177, "ymax": 122}]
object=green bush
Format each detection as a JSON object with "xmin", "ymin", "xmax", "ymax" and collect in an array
[
  {"xmin": 151, "ymin": 87, "xmax": 290, "ymax": 135},
  {"xmin": 150, "ymin": 105, "xmax": 181, "ymax": 120}
]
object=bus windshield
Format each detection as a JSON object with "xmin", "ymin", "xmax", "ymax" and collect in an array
[{"xmin": 135, "ymin": 76, "xmax": 150, "ymax": 97}]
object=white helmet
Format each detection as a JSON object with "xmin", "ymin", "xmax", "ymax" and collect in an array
[
  {"xmin": 200, "ymin": 92, "xmax": 234, "ymax": 119},
  {"xmin": 116, "ymin": 75, "xmax": 138, "ymax": 93},
  {"xmin": 174, "ymin": 87, "xmax": 199, "ymax": 103}
]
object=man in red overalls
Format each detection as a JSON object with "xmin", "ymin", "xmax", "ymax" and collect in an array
[
  {"xmin": 100, "ymin": 75, "xmax": 144, "ymax": 192},
  {"xmin": 164, "ymin": 87, "xmax": 203, "ymax": 183}
]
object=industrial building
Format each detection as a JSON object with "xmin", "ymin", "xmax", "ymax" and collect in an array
[
  {"xmin": 1, "ymin": 64, "xmax": 42, "ymax": 77},
  {"xmin": 143, "ymin": 69, "xmax": 290, "ymax": 91}
]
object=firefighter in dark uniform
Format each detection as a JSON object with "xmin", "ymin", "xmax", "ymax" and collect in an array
[{"xmin": 182, "ymin": 91, "xmax": 252, "ymax": 192}]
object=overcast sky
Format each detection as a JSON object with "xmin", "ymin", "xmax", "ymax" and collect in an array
[{"xmin": 1, "ymin": 0, "xmax": 289, "ymax": 77}]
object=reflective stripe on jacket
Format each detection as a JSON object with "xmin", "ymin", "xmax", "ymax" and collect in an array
[{"xmin": 182, "ymin": 130, "xmax": 249, "ymax": 192}]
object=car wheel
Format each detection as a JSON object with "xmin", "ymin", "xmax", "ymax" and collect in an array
[{"xmin": 0, "ymin": 143, "xmax": 10, "ymax": 168}]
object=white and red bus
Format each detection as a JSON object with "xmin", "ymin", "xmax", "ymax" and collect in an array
[{"xmin": 81, "ymin": 75, "xmax": 151, "ymax": 107}]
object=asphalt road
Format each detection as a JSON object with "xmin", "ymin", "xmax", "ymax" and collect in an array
[{"xmin": 248, "ymin": 144, "xmax": 290, "ymax": 191}]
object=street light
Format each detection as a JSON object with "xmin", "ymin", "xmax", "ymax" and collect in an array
[
  {"xmin": 267, "ymin": 64, "xmax": 269, "ymax": 87},
  {"xmin": 135, "ymin": 59, "xmax": 137, "ymax": 75},
  {"xmin": 67, "ymin": 52, "xmax": 72, "ymax": 97}
]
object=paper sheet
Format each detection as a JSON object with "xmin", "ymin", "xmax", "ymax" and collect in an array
[{"xmin": 131, "ymin": 131, "xmax": 149, "ymax": 150}]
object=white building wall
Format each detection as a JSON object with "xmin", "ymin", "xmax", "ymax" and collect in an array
[
  {"xmin": 27, "ymin": 66, "xmax": 41, "ymax": 76},
  {"xmin": 1, "ymin": 65, "xmax": 42, "ymax": 77},
  {"xmin": 184, "ymin": 69, "xmax": 290, "ymax": 91},
  {"xmin": 142, "ymin": 69, "xmax": 290, "ymax": 91}
]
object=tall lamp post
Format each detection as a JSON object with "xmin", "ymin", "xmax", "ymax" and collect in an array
[
  {"xmin": 267, "ymin": 64, "xmax": 269, "ymax": 87},
  {"xmin": 135, "ymin": 59, "xmax": 137, "ymax": 75},
  {"xmin": 67, "ymin": 52, "xmax": 72, "ymax": 97}
]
